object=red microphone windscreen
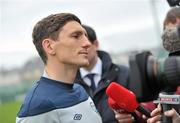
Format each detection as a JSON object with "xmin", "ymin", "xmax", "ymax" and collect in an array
[
  {"xmin": 108, "ymin": 97, "xmax": 121, "ymax": 109},
  {"xmin": 106, "ymin": 82, "xmax": 139, "ymax": 112}
]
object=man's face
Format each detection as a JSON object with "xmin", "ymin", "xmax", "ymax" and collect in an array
[{"xmin": 53, "ymin": 21, "xmax": 91, "ymax": 67}]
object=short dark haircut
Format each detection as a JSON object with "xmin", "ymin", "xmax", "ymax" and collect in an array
[
  {"xmin": 163, "ymin": 7, "xmax": 180, "ymax": 29},
  {"xmin": 82, "ymin": 24, "xmax": 97, "ymax": 44},
  {"xmin": 32, "ymin": 13, "xmax": 81, "ymax": 64}
]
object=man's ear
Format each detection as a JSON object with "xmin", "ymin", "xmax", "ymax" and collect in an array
[
  {"xmin": 42, "ymin": 39, "xmax": 56, "ymax": 55},
  {"xmin": 94, "ymin": 40, "xmax": 99, "ymax": 49}
]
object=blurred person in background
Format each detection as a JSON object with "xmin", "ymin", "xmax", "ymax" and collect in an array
[
  {"xmin": 115, "ymin": 6, "xmax": 180, "ymax": 123},
  {"xmin": 156, "ymin": 6, "xmax": 180, "ymax": 114},
  {"xmin": 16, "ymin": 13, "xmax": 102, "ymax": 123},
  {"xmin": 75, "ymin": 24, "xmax": 137, "ymax": 123},
  {"xmin": 146, "ymin": 6, "xmax": 180, "ymax": 123},
  {"xmin": 142, "ymin": 6, "xmax": 180, "ymax": 122}
]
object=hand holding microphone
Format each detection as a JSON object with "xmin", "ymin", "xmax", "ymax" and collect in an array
[
  {"xmin": 147, "ymin": 104, "xmax": 180, "ymax": 123},
  {"xmin": 106, "ymin": 82, "xmax": 151, "ymax": 117},
  {"xmin": 108, "ymin": 98, "xmax": 136, "ymax": 123}
]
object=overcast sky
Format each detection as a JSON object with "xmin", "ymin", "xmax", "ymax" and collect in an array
[{"xmin": 0, "ymin": 0, "xmax": 170, "ymax": 69}]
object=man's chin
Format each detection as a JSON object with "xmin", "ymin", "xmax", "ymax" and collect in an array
[{"xmin": 79, "ymin": 61, "xmax": 89, "ymax": 67}]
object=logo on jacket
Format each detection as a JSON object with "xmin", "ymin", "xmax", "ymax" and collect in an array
[
  {"xmin": 90, "ymin": 101, "xmax": 99, "ymax": 114},
  {"xmin": 73, "ymin": 114, "xmax": 82, "ymax": 120}
]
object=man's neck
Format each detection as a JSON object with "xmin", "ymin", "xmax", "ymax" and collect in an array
[{"xmin": 44, "ymin": 62, "xmax": 78, "ymax": 84}]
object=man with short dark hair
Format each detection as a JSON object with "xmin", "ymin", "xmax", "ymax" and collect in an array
[{"xmin": 16, "ymin": 13, "xmax": 102, "ymax": 123}]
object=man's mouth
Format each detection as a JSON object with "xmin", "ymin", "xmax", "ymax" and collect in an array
[
  {"xmin": 79, "ymin": 51, "xmax": 88, "ymax": 55},
  {"xmin": 79, "ymin": 52, "xmax": 88, "ymax": 58}
]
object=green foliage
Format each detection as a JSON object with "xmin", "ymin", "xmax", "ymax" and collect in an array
[
  {"xmin": 0, "ymin": 81, "xmax": 33, "ymax": 103},
  {"xmin": 0, "ymin": 101, "xmax": 21, "ymax": 123}
]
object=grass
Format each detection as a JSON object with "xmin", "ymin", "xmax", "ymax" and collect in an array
[{"xmin": 0, "ymin": 101, "xmax": 21, "ymax": 123}]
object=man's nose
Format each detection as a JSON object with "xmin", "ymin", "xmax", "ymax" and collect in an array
[{"xmin": 82, "ymin": 36, "xmax": 91, "ymax": 48}]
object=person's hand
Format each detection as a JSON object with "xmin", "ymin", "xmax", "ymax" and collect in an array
[
  {"xmin": 147, "ymin": 104, "xmax": 162, "ymax": 123},
  {"xmin": 164, "ymin": 108, "xmax": 180, "ymax": 123},
  {"xmin": 114, "ymin": 110, "xmax": 135, "ymax": 123},
  {"xmin": 147, "ymin": 103, "xmax": 180, "ymax": 123}
]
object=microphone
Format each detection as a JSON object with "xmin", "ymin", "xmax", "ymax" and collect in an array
[
  {"xmin": 162, "ymin": 26, "xmax": 180, "ymax": 53},
  {"xmin": 106, "ymin": 82, "xmax": 151, "ymax": 117},
  {"xmin": 108, "ymin": 97, "xmax": 121, "ymax": 110}
]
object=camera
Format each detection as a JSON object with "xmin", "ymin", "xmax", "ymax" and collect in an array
[
  {"xmin": 167, "ymin": 0, "xmax": 180, "ymax": 6},
  {"xmin": 128, "ymin": 51, "xmax": 180, "ymax": 102}
]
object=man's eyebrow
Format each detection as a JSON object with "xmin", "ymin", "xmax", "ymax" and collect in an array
[{"xmin": 70, "ymin": 30, "xmax": 84, "ymax": 35}]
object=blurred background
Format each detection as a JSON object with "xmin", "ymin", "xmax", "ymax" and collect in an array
[{"xmin": 0, "ymin": 0, "xmax": 171, "ymax": 122}]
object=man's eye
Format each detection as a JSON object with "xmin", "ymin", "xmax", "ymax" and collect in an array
[
  {"xmin": 72, "ymin": 34, "xmax": 80, "ymax": 39},
  {"xmin": 73, "ymin": 35, "xmax": 78, "ymax": 38}
]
